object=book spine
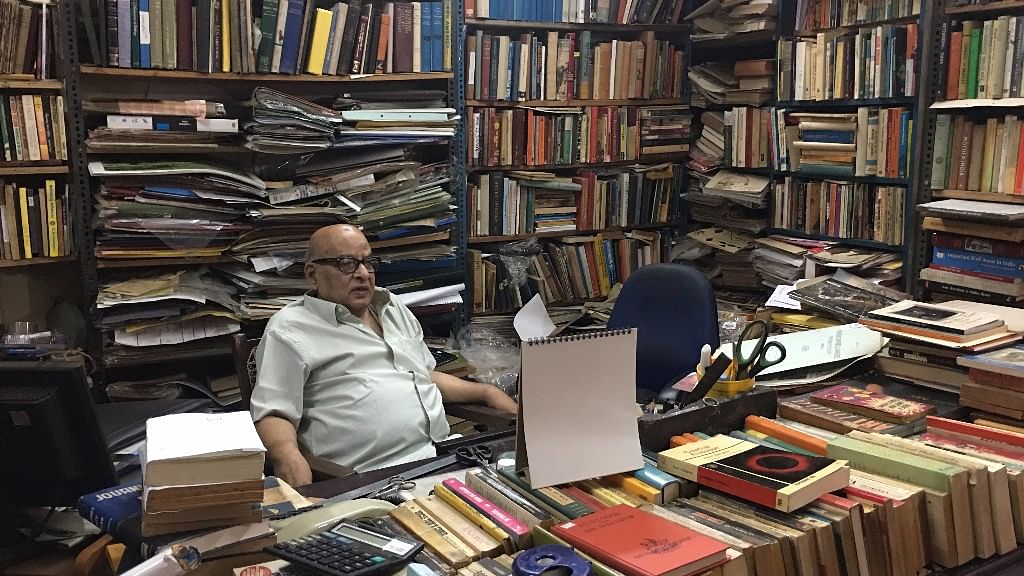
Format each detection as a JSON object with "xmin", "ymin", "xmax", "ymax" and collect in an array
[
  {"xmin": 495, "ymin": 467, "xmax": 592, "ymax": 519},
  {"xmin": 932, "ymin": 246, "xmax": 1024, "ymax": 280},
  {"xmin": 440, "ymin": 478, "xmax": 530, "ymax": 541},
  {"xmin": 433, "ymin": 483, "xmax": 514, "ymax": 551}
]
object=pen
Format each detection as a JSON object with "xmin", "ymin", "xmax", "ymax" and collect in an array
[{"xmin": 699, "ymin": 344, "xmax": 712, "ymax": 370}]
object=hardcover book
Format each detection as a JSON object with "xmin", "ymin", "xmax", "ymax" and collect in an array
[
  {"xmin": 957, "ymin": 344, "xmax": 1024, "ymax": 378},
  {"xmin": 809, "ymin": 384, "xmax": 936, "ymax": 424},
  {"xmin": 551, "ymin": 504, "xmax": 730, "ymax": 576},
  {"xmin": 657, "ymin": 435, "xmax": 850, "ymax": 512}
]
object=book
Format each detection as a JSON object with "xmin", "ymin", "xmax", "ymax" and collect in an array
[
  {"xmin": 958, "ymin": 344, "xmax": 1024, "ymax": 378},
  {"xmin": 657, "ymin": 435, "xmax": 851, "ymax": 512},
  {"xmin": 809, "ymin": 384, "xmax": 936, "ymax": 424},
  {"xmin": 142, "ymin": 411, "xmax": 265, "ymax": 487},
  {"xmin": 550, "ymin": 504, "xmax": 731, "ymax": 576},
  {"xmin": 864, "ymin": 299, "xmax": 1004, "ymax": 335}
]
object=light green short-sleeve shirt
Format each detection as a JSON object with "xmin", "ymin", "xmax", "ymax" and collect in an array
[{"xmin": 250, "ymin": 288, "xmax": 450, "ymax": 472}]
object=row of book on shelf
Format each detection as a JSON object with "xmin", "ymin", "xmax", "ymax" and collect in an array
[
  {"xmin": 0, "ymin": 0, "xmax": 52, "ymax": 78},
  {"xmin": 0, "ymin": 179, "xmax": 72, "ymax": 260},
  {"xmin": 771, "ymin": 178, "xmax": 906, "ymax": 245},
  {"xmin": 468, "ymin": 229, "xmax": 661, "ymax": 313},
  {"xmin": 466, "ymin": 165, "xmax": 675, "ymax": 237},
  {"xmin": 778, "ymin": 107, "xmax": 913, "ymax": 178},
  {"xmin": 784, "ymin": 22, "xmax": 919, "ymax": 102},
  {"xmin": 466, "ymin": 105, "xmax": 690, "ymax": 167},
  {"xmin": 84, "ymin": 0, "xmax": 453, "ymax": 74},
  {"xmin": 930, "ymin": 113, "xmax": 1024, "ymax": 195},
  {"xmin": 794, "ymin": 0, "xmax": 921, "ymax": 32},
  {"xmin": 941, "ymin": 15, "xmax": 1024, "ymax": 101},
  {"xmin": 0, "ymin": 93, "xmax": 67, "ymax": 163},
  {"xmin": 464, "ymin": 0, "xmax": 685, "ymax": 24},
  {"xmin": 466, "ymin": 31, "xmax": 684, "ymax": 102}
]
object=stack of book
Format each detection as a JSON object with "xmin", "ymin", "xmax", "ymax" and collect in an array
[
  {"xmin": 688, "ymin": 110, "xmax": 725, "ymax": 173},
  {"xmin": 919, "ymin": 201, "xmax": 1024, "ymax": 305},
  {"xmin": 779, "ymin": 381, "xmax": 938, "ymax": 436},
  {"xmin": 0, "ymin": 179, "xmax": 72, "ymax": 261},
  {"xmin": 466, "ymin": 32, "xmax": 684, "ymax": 102},
  {"xmin": 140, "ymin": 412, "xmax": 266, "ymax": 538},
  {"xmin": 639, "ymin": 106, "xmax": 691, "ymax": 156},
  {"xmin": 688, "ymin": 61, "xmax": 773, "ymax": 107},
  {"xmin": 81, "ymin": 0, "xmax": 453, "ymax": 74},
  {"xmin": 771, "ymin": 177, "xmax": 906, "ymax": 244},
  {"xmin": 929, "ymin": 114, "xmax": 1024, "ymax": 195},
  {"xmin": 958, "ymin": 344, "xmax": 1024, "ymax": 421},
  {"xmin": 941, "ymin": 15, "xmax": 1024, "ymax": 101},
  {"xmin": 860, "ymin": 299, "xmax": 1021, "ymax": 355},
  {"xmin": 466, "ymin": 0, "xmax": 687, "ymax": 24},
  {"xmin": 789, "ymin": 23, "xmax": 918, "ymax": 101},
  {"xmin": 779, "ymin": 108, "xmax": 913, "ymax": 178},
  {"xmin": 467, "ymin": 165, "xmax": 676, "ymax": 237},
  {"xmin": 803, "ymin": 245, "xmax": 902, "ymax": 283},
  {"xmin": 686, "ymin": 0, "xmax": 776, "ymax": 41}
]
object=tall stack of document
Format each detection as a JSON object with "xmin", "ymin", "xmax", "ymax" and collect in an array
[
  {"xmin": 140, "ymin": 412, "xmax": 267, "ymax": 538},
  {"xmin": 686, "ymin": 0, "xmax": 777, "ymax": 41},
  {"xmin": 688, "ymin": 62, "xmax": 773, "ymax": 107}
]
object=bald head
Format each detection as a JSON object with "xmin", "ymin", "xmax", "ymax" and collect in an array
[{"xmin": 304, "ymin": 224, "xmax": 376, "ymax": 316}]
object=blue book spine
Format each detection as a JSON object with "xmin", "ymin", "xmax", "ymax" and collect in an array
[
  {"xmin": 278, "ymin": 0, "xmax": 306, "ymax": 75},
  {"xmin": 421, "ymin": 3, "xmax": 432, "ymax": 72},
  {"xmin": 899, "ymin": 111, "xmax": 910, "ymax": 178},
  {"xmin": 932, "ymin": 247, "xmax": 1024, "ymax": 279},
  {"xmin": 602, "ymin": 239, "xmax": 618, "ymax": 285},
  {"xmin": 528, "ymin": 37, "xmax": 538, "ymax": 99},
  {"xmin": 513, "ymin": 0, "xmax": 524, "ymax": 21},
  {"xmin": 138, "ymin": 0, "xmax": 151, "ymax": 68},
  {"xmin": 633, "ymin": 464, "xmax": 678, "ymax": 490},
  {"xmin": 501, "ymin": 177, "xmax": 509, "ymax": 233},
  {"xmin": 323, "ymin": 8, "xmax": 339, "ymax": 75},
  {"xmin": 77, "ymin": 483, "xmax": 144, "ymax": 555},
  {"xmin": 799, "ymin": 130, "xmax": 855, "ymax": 144},
  {"xmin": 509, "ymin": 40, "xmax": 520, "ymax": 102},
  {"xmin": 431, "ymin": 2, "xmax": 443, "ymax": 72},
  {"xmin": 578, "ymin": 31, "xmax": 592, "ymax": 98}
]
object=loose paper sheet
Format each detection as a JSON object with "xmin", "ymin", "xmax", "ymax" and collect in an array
[
  {"xmin": 767, "ymin": 285, "xmax": 802, "ymax": 310},
  {"xmin": 513, "ymin": 295, "xmax": 556, "ymax": 340}
]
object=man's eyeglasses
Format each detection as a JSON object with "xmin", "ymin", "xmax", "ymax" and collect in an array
[{"xmin": 309, "ymin": 256, "xmax": 382, "ymax": 274}]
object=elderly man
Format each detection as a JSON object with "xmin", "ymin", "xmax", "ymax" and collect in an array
[{"xmin": 251, "ymin": 224, "xmax": 517, "ymax": 486}]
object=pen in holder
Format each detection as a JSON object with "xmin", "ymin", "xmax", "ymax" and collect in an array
[{"xmin": 696, "ymin": 360, "xmax": 755, "ymax": 400}]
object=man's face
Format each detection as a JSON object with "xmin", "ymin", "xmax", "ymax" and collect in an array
[{"xmin": 305, "ymin": 229, "xmax": 376, "ymax": 313}]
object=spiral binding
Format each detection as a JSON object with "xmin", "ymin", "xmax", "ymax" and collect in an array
[{"xmin": 525, "ymin": 328, "xmax": 633, "ymax": 346}]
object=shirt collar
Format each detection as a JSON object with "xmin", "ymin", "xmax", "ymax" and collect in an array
[{"xmin": 303, "ymin": 288, "xmax": 392, "ymax": 324}]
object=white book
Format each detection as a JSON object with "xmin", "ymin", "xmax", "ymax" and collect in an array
[
  {"xmin": 143, "ymin": 411, "xmax": 265, "ymax": 487},
  {"xmin": 271, "ymin": 0, "xmax": 288, "ymax": 73},
  {"xmin": 327, "ymin": 3, "xmax": 348, "ymax": 74},
  {"xmin": 21, "ymin": 95, "xmax": 39, "ymax": 162},
  {"xmin": 979, "ymin": 19, "xmax": 993, "ymax": 98},
  {"xmin": 608, "ymin": 39, "xmax": 618, "ymax": 99},
  {"xmin": 517, "ymin": 42, "xmax": 529, "ymax": 100},
  {"xmin": 795, "ymin": 41, "xmax": 806, "ymax": 100},
  {"xmin": 412, "ymin": 3, "xmax": 421, "ymax": 73},
  {"xmin": 853, "ymin": 32, "xmax": 862, "ymax": 99},
  {"xmin": 990, "ymin": 16, "xmax": 1009, "ymax": 100}
]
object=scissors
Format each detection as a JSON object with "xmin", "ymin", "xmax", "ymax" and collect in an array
[
  {"xmin": 455, "ymin": 444, "xmax": 495, "ymax": 475},
  {"xmin": 369, "ymin": 475, "xmax": 416, "ymax": 501},
  {"xmin": 732, "ymin": 320, "xmax": 787, "ymax": 380}
]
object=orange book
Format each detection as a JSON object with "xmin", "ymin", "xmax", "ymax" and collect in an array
[
  {"xmin": 374, "ymin": 14, "xmax": 391, "ymax": 73},
  {"xmin": 682, "ymin": 433, "xmax": 701, "ymax": 443},
  {"xmin": 947, "ymin": 32, "xmax": 963, "ymax": 100},
  {"xmin": 745, "ymin": 415, "xmax": 829, "ymax": 456},
  {"xmin": 551, "ymin": 505, "xmax": 730, "ymax": 576}
]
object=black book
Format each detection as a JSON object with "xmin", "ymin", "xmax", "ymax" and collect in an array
[
  {"xmin": 196, "ymin": 0, "xmax": 212, "ymax": 72},
  {"xmin": 364, "ymin": 10, "xmax": 381, "ymax": 75},
  {"xmin": 334, "ymin": 0, "xmax": 364, "ymax": 74},
  {"xmin": 25, "ymin": 191, "xmax": 41, "ymax": 257}
]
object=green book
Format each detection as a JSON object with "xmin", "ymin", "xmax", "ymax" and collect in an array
[
  {"xmin": 495, "ymin": 466, "xmax": 592, "ymax": 520},
  {"xmin": 826, "ymin": 435, "xmax": 966, "ymax": 493},
  {"xmin": 968, "ymin": 24, "xmax": 982, "ymax": 99},
  {"xmin": 531, "ymin": 524, "xmax": 626, "ymax": 576},
  {"xmin": 256, "ymin": 0, "xmax": 279, "ymax": 73}
]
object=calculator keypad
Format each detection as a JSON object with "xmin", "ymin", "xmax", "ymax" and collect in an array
[{"xmin": 266, "ymin": 522, "xmax": 419, "ymax": 576}]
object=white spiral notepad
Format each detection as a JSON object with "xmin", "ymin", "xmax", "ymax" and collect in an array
[{"xmin": 516, "ymin": 328, "xmax": 644, "ymax": 488}]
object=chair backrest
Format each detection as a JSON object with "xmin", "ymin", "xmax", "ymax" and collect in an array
[
  {"xmin": 607, "ymin": 263, "xmax": 719, "ymax": 393},
  {"xmin": 231, "ymin": 334, "xmax": 261, "ymax": 410}
]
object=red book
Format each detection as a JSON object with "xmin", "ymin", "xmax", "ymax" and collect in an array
[
  {"xmin": 551, "ymin": 505, "xmax": 731, "ymax": 576},
  {"xmin": 931, "ymin": 232, "xmax": 1024, "ymax": 259},
  {"xmin": 810, "ymin": 384, "xmax": 935, "ymax": 424},
  {"xmin": 947, "ymin": 32, "xmax": 963, "ymax": 100}
]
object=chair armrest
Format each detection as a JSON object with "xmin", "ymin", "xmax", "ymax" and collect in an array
[
  {"xmin": 300, "ymin": 449, "xmax": 356, "ymax": 481},
  {"xmin": 445, "ymin": 403, "xmax": 516, "ymax": 428}
]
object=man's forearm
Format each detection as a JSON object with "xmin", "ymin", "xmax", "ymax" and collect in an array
[
  {"xmin": 431, "ymin": 371, "xmax": 492, "ymax": 403},
  {"xmin": 256, "ymin": 415, "xmax": 304, "ymax": 463}
]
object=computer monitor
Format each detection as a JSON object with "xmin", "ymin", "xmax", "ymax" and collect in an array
[{"xmin": 0, "ymin": 361, "xmax": 116, "ymax": 507}]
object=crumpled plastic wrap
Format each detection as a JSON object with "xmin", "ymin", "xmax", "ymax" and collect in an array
[
  {"xmin": 493, "ymin": 239, "xmax": 543, "ymax": 290},
  {"xmin": 718, "ymin": 306, "xmax": 749, "ymax": 344},
  {"xmin": 456, "ymin": 325, "xmax": 520, "ymax": 397}
]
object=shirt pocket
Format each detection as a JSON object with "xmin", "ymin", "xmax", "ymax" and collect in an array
[{"xmin": 393, "ymin": 337, "xmax": 431, "ymax": 374}]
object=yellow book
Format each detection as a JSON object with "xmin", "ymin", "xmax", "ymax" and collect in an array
[
  {"xmin": 17, "ymin": 187, "xmax": 30, "ymax": 259},
  {"xmin": 305, "ymin": 8, "xmax": 333, "ymax": 75},
  {"xmin": 592, "ymin": 234, "xmax": 611, "ymax": 296},
  {"xmin": 433, "ymin": 483, "xmax": 513, "ymax": 551},
  {"xmin": 45, "ymin": 181, "xmax": 58, "ymax": 257},
  {"xmin": 576, "ymin": 479, "xmax": 642, "ymax": 508},
  {"xmin": 221, "ymin": 0, "xmax": 231, "ymax": 72},
  {"xmin": 601, "ymin": 474, "xmax": 662, "ymax": 504}
]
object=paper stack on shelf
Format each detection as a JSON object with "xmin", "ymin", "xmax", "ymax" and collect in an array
[
  {"xmin": 688, "ymin": 62, "xmax": 773, "ymax": 107},
  {"xmin": 750, "ymin": 236, "xmax": 810, "ymax": 287},
  {"xmin": 686, "ymin": 0, "xmax": 777, "ymax": 41}
]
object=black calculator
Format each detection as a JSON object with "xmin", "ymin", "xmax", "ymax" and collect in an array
[{"xmin": 265, "ymin": 519, "xmax": 423, "ymax": 576}]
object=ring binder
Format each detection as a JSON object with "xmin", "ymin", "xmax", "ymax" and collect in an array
[{"xmin": 525, "ymin": 328, "xmax": 633, "ymax": 346}]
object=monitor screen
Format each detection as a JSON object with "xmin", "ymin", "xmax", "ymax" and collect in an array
[{"xmin": 0, "ymin": 361, "xmax": 116, "ymax": 507}]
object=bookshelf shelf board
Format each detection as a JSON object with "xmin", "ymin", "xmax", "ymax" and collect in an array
[
  {"xmin": 779, "ymin": 96, "xmax": 917, "ymax": 108},
  {"xmin": 691, "ymin": 31, "xmax": 775, "ymax": 50},
  {"xmin": 0, "ymin": 256, "xmax": 74, "ymax": 269},
  {"xmin": 766, "ymin": 228, "xmax": 903, "ymax": 251},
  {"xmin": 719, "ymin": 166, "xmax": 772, "ymax": 175},
  {"xmin": 795, "ymin": 14, "xmax": 920, "ymax": 37},
  {"xmin": 931, "ymin": 189, "xmax": 1024, "ymax": 205},
  {"xmin": 0, "ymin": 164, "xmax": 68, "ymax": 175},
  {"xmin": 946, "ymin": 0, "xmax": 1024, "ymax": 15},
  {"xmin": 777, "ymin": 170, "xmax": 909, "ymax": 186},
  {"xmin": 85, "ymin": 143, "xmax": 248, "ymax": 154},
  {"xmin": 466, "ymin": 98, "xmax": 685, "ymax": 108},
  {"xmin": 464, "ymin": 18, "xmax": 688, "ymax": 32},
  {"xmin": 96, "ymin": 256, "xmax": 236, "ymax": 269},
  {"xmin": 468, "ymin": 156, "xmax": 684, "ymax": 172},
  {"xmin": 474, "ymin": 297, "xmax": 603, "ymax": 316},
  {"xmin": 931, "ymin": 98, "xmax": 1024, "ymax": 109},
  {"xmin": 0, "ymin": 77, "xmax": 62, "ymax": 90},
  {"xmin": 78, "ymin": 66, "xmax": 454, "ymax": 83},
  {"xmin": 468, "ymin": 222, "xmax": 669, "ymax": 244}
]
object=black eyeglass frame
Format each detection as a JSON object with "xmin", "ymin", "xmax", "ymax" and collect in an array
[{"xmin": 308, "ymin": 256, "xmax": 383, "ymax": 274}]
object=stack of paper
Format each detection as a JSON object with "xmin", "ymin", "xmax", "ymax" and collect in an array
[
  {"xmin": 686, "ymin": 0, "xmax": 777, "ymax": 41},
  {"xmin": 687, "ymin": 111, "xmax": 726, "ymax": 174},
  {"xmin": 751, "ymin": 236, "xmax": 812, "ymax": 287},
  {"xmin": 688, "ymin": 63, "xmax": 773, "ymax": 107}
]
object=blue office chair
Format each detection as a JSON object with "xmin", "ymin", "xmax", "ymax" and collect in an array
[{"xmin": 607, "ymin": 263, "xmax": 720, "ymax": 395}]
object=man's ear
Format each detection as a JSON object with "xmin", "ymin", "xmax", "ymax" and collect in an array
[{"xmin": 304, "ymin": 263, "xmax": 317, "ymax": 286}]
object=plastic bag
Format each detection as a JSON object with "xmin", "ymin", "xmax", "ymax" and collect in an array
[
  {"xmin": 718, "ymin": 306, "xmax": 748, "ymax": 345},
  {"xmin": 456, "ymin": 325, "xmax": 520, "ymax": 397}
]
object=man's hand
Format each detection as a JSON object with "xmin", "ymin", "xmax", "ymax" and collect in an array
[
  {"xmin": 272, "ymin": 451, "xmax": 313, "ymax": 487},
  {"xmin": 484, "ymin": 385, "xmax": 518, "ymax": 413}
]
